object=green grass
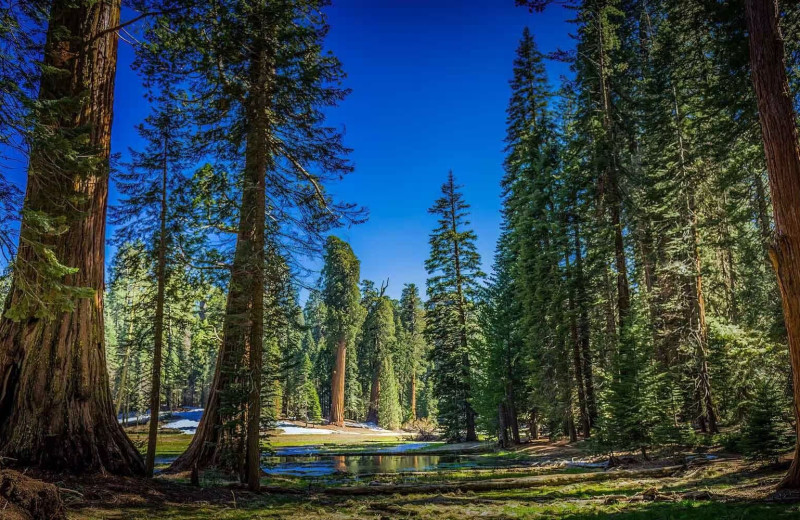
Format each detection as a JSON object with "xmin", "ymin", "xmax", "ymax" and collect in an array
[{"xmin": 70, "ymin": 490, "xmax": 800, "ymax": 520}]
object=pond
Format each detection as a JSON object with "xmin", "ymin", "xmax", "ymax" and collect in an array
[{"xmin": 262, "ymin": 446, "xmax": 528, "ymax": 477}]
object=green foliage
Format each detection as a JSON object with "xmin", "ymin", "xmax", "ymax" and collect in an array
[
  {"xmin": 740, "ymin": 379, "xmax": 793, "ymax": 462},
  {"xmin": 322, "ymin": 236, "xmax": 366, "ymax": 418},
  {"xmin": 426, "ymin": 171, "xmax": 484, "ymax": 442}
]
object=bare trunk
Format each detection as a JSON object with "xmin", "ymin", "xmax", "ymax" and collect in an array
[
  {"xmin": 529, "ymin": 408, "xmax": 539, "ymax": 440},
  {"xmin": 574, "ymin": 223, "xmax": 596, "ymax": 427},
  {"xmin": 745, "ymin": 0, "xmax": 800, "ymax": 489},
  {"xmin": 566, "ymin": 245, "xmax": 590, "ymax": 438},
  {"xmin": 498, "ymin": 401, "xmax": 509, "ymax": 448},
  {"xmin": 329, "ymin": 337, "xmax": 346, "ymax": 427},
  {"xmin": 366, "ymin": 354, "xmax": 380, "ymax": 425},
  {"xmin": 0, "ymin": 0, "xmax": 143, "ymax": 475}
]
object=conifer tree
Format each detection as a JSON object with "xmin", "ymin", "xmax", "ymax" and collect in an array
[
  {"xmin": 745, "ymin": 0, "xmax": 800, "ymax": 488},
  {"xmin": 365, "ymin": 297, "xmax": 402, "ymax": 429},
  {"xmin": 155, "ymin": 0, "xmax": 362, "ymax": 486},
  {"xmin": 0, "ymin": 0, "xmax": 144, "ymax": 475},
  {"xmin": 740, "ymin": 378, "xmax": 791, "ymax": 462},
  {"xmin": 426, "ymin": 171, "xmax": 484, "ymax": 442},
  {"xmin": 113, "ymin": 86, "xmax": 191, "ymax": 476},
  {"xmin": 398, "ymin": 283, "xmax": 428, "ymax": 420},
  {"xmin": 493, "ymin": 27, "xmax": 561, "ymax": 441},
  {"xmin": 322, "ymin": 236, "xmax": 365, "ymax": 426}
]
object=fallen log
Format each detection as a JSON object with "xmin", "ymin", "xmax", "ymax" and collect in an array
[{"xmin": 322, "ymin": 465, "xmax": 683, "ymax": 496}]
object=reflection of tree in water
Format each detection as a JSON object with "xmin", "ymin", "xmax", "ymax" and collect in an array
[{"xmin": 334, "ymin": 455, "xmax": 346, "ymax": 473}]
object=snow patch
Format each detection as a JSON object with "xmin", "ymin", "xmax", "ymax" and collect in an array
[{"xmin": 275, "ymin": 421, "xmax": 356, "ymax": 435}]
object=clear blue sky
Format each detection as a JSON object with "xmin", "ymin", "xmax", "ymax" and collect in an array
[
  {"xmin": 7, "ymin": 1, "xmax": 574, "ymax": 301},
  {"xmin": 311, "ymin": 1, "xmax": 573, "ymax": 299}
]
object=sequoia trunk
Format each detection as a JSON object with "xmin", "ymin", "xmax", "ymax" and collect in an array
[
  {"xmin": 0, "ymin": 0, "xmax": 143, "ymax": 475},
  {"xmin": 329, "ymin": 337, "xmax": 347, "ymax": 427},
  {"xmin": 745, "ymin": 0, "xmax": 800, "ymax": 489},
  {"xmin": 170, "ymin": 41, "xmax": 269, "ymax": 481}
]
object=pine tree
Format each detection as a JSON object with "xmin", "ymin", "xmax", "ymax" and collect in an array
[
  {"xmin": 112, "ymin": 82, "xmax": 191, "ymax": 476},
  {"xmin": 740, "ymin": 378, "xmax": 791, "ymax": 463},
  {"xmin": 426, "ymin": 171, "xmax": 484, "ymax": 442},
  {"xmin": 363, "ymin": 297, "xmax": 401, "ymax": 428},
  {"xmin": 398, "ymin": 283, "xmax": 429, "ymax": 420},
  {"xmin": 489, "ymin": 27, "xmax": 560, "ymax": 443},
  {"xmin": 156, "ymin": 0, "xmax": 363, "ymax": 486}
]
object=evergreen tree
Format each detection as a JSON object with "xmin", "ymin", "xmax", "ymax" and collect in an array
[
  {"xmin": 154, "ymin": 0, "xmax": 363, "ymax": 486},
  {"xmin": 426, "ymin": 171, "xmax": 484, "ymax": 442},
  {"xmin": 0, "ymin": 0, "xmax": 144, "ymax": 475},
  {"xmin": 398, "ymin": 283, "xmax": 429, "ymax": 420},
  {"xmin": 321, "ymin": 236, "xmax": 365, "ymax": 426},
  {"xmin": 740, "ymin": 378, "xmax": 792, "ymax": 462},
  {"xmin": 363, "ymin": 296, "xmax": 401, "ymax": 428},
  {"xmin": 112, "ymin": 82, "xmax": 191, "ymax": 476}
]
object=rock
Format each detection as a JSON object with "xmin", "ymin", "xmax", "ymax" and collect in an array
[{"xmin": 0, "ymin": 470, "xmax": 66, "ymax": 520}]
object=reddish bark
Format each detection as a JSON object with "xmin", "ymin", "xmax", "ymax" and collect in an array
[
  {"xmin": 329, "ymin": 337, "xmax": 347, "ymax": 427},
  {"xmin": 170, "ymin": 43, "xmax": 269, "ymax": 482},
  {"xmin": 745, "ymin": 0, "xmax": 800, "ymax": 489},
  {"xmin": 0, "ymin": 0, "xmax": 143, "ymax": 475}
]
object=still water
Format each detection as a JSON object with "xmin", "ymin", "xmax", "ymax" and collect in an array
[{"xmin": 262, "ymin": 450, "xmax": 522, "ymax": 477}]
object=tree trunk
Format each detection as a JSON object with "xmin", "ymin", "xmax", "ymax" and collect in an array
[
  {"xmin": 530, "ymin": 408, "xmax": 539, "ymax": 440},
  {"xmin": 463, "ymin": 351, "xmax": 477, "ymax": 442},
  {"xmin": 170, "ymin": 43, "xmax": 269, "ymax": 479},
  {"xmin": 366, "ymin": 353, "xmax": 380, "ymax": 425},
  {"xmin": 745, "ymin": 0, "xmax": 800, "ymax": 489},
  {"xmin": 565, "ymin": 244, "xmax": 590, "ymax": 438},
  {"xmin": 673, "ymin": 84, "xmax": 718, "ymax": 435},
  {"xmin": 597, "ymin": 11, "xmax": 630, "ymax": 334},
  {"xmin": 574, "ymin": 222, "xmax": 596, "ymax": 427},
  {"xmin": 498, "ymin": 401, "xmax": 509, "ymax": 448},
  {"xmin": 329, "ymin": 337, "xmax": 346, "ymax": 427},
  {"xmin": 0, "ymin": 0, "xmax": 143, "ymax": 475},
  {"xmin": 410, "ymin": 371, "xmax": 417, "ymax": 421},
  {"xmin": 449, "ymin": 181, "xmax": 477, "ymax": 443},
  {"xmin": 145, "ymin": 136, "xmax": 170, "ymax": 477}
]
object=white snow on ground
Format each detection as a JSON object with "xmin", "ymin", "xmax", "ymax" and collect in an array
[
  {"xmin": 162, "ymin": 409, "xmax": 204, "ymax": 435},
  {"xmin": 344, "ymin": 420, "xmax": 389, "ymax": 432},
  {"xmin": 275, "ymin": 421, "xmax": 356, "ymax": 435},
  {"xmin": 121, "ymin": 409, "xmax": 402, "ymax": 436}
]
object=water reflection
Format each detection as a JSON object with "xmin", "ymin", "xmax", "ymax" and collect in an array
[{"xmin": 261, "ymin": 453, "xmax": 519, "ymax": 478}]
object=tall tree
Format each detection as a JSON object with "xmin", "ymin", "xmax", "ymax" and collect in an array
[
  {"xmin": 365, "ymin": 297, "xmax": 401, "ymax": 429},
  {"xmin": 745, "ymin": 0, "xmax": 800, "ymax": 489},
  {"xmin": 161, "ymin": 0, "xmax": 361, "ymax": 486},
  {"xmin": 113, "ymin": 92, "xmax": 191, "ymax": 476},
  {"xmin": 398, "ymin": 283, "xmax": 428, "ymax": 420},
  {"xmin": 322, "ymin": 236, "xmax": 364, "ymax": 427},
  {"xmin": 426, "ymin": 171, "xmax": 484, "ymax": 442},
  {"xmin": 0, "ymin": 0, "xmax": 144, "ymax": 474}
]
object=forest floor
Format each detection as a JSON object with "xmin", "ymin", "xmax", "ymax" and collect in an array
[{"xmin": 41, "ymin": 433, "xmax": 800, "ymax": 519}]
